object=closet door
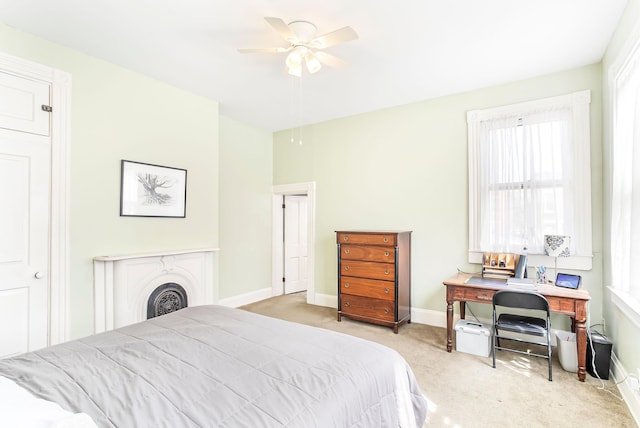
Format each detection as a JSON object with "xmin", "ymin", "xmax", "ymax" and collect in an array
[{"xmin": 0, "ymin": 70, "xmax": 51, "ymax": 358}]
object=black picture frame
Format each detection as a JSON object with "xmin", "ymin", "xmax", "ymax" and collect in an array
[{"xmin": 120, "ymin": 160, "xmax": 187, "ymax": 218}]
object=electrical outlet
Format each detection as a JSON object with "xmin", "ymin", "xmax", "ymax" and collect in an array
[{"xmin": 628, "ymin": 369, "xmax": 640, "ymax": 393}]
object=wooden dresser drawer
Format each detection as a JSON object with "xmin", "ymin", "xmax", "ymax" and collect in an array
[
  {"xmin": 340, "ymin": 244, "xmax": 394, "ymax": 262},
  {"xmin": 340, "ymin": 276, "xmax": 394, "ymax": 301},
  {"xmin": 340, "ymin": 294, "xmax": 395, "ymax": 322},
  {"xmin": 337, "ymin": 232, "xmax": 396, "ymax": 246},
  {"xmin": 340, "ymin": 260, "xmax": 395, "ymax": 281}
]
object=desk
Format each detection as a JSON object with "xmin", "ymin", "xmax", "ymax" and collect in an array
[{"xmin": 443, "ymin": 273, "xmax": 591, "ymax": 381}]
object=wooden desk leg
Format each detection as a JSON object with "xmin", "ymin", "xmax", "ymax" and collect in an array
[
  {"xmin": 575, "ymin": 320, "xmax": 587, "ymax": 382},
  {"xmin": 446, "ymin": 299, "xmax": 453, "ymax": 352},
  {"xmin": 460, "ymin": 301, "xmax": 466, "ymax": 320}
]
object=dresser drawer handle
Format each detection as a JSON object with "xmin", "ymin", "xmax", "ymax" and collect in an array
[
  {"xmin": 383, "ymin": 237, "xmax": 389, "ymax": 243},
  {"xmin": 384, "ymin": 251, "xmax": 389, "ymax": 257},
  {"xmin": 384, "ymin": 308, "xmax": 389, "ymax": 314},
  {"xmin": 344, "ymin": 301, "xmax": 351, "ymax": 307},
  {"xmin": 344, "ymin": 265, "xmax": 350, "ymax": 271},
  {"xmin": 344, "ymin": 283, "xmax": 350, "ymax": 288},
  {"xmin": 344, "ymin": 249, "xmax": 350, "ymax": 254},
  {"xmin": 343, "ymin": 236, "xmax": 349, "ymax": 241},
  {"xmin": 384, "ymin": 269, "xmax": 390, "ymax": 275},
  {"xmin": 384, "ymin": 287, "xmax": 389, "ymax": 293}
]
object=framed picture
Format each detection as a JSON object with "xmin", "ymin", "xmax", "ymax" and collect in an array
[{"xmin": 120, "ymin": 160, "xmax": 187, "ymax": 218}]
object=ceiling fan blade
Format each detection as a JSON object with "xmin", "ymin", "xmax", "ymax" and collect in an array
[
  {"xmin": 314, "ymin": 51, "xmax": 350, "ymax": 69},
  {"xmin": 264, "ymin": 17, "xmax": 296, "ymax": 42},
  {"xmin": 237, "ymin": 47, "xmax": 291, "ymax": 54},
  {"xmin": 311, "ymin": 26, "xmax": 358, "ymax": 49}
]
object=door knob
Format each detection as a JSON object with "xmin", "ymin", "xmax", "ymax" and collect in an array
[{"xmin": 34, "ymin": 272, "xmax": 44, "ymax": 279}]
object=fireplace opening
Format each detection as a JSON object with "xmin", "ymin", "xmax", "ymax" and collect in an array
[{"xmin": 147, "ymin": 282, "xmax": 188, "ymax": 319}]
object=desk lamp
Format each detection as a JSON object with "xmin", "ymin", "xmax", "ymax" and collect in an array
[{"xmin": 544, "ymin": 235, "xmax": 571, "ymax": 282}]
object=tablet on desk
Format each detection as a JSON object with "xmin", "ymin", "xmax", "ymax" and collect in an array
[{"xmin": 555, "ymin": 273, "xmax": 581, "ymax": 289}]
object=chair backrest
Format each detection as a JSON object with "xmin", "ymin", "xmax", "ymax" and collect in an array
[{"xmin": 493, "ymin": 290, "xmax": 550, "ymax": 313}]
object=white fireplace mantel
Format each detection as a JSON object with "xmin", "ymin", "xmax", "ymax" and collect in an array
[{"xmin": 93, "ymin": 248, "xmax": 219, "ymax": 333}]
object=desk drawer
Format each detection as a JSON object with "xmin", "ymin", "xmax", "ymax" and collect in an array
[
  {"xmin": 449, "ymin": 286, "xmax": 494, "ymax": 303},
  {"xmin": 546, "ymin": 296, "xmax": 577, "ymax": 316},
  {"xmin": 340, "ymin": 260, "xmax": 395, "ymax": 281},
  {"xmin": 340, "ymin": 244, "xmax": 394, "ymax": 262},
  {"xmin": 340, "ymin": 276, "xmax": 395, "ymax": 301},
  {"xmin": 340, "ymin": 294, "xmax": 395, "ymax": 322}
]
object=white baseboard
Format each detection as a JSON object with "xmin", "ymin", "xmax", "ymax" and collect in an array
[
  {"xmin": 313, "ymin": 293, "xmax": 337, "ymax": 309},
  {"xmin": 611, "ymin": 352, "xmax": 640, "ymax": 426},
  {"xmin": 410, "ymin": 307, "xmax": 450, "ymax": 328},
  {"xmin": 217, "ymin": 287, "xmax": 274, "ymax": 308}
]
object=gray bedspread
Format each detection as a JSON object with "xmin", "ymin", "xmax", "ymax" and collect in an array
[{"xmin": 0, "ymin": 305, "xmax": 427, "ymax": 427}]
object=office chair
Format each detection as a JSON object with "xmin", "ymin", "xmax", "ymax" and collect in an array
[{"xmin": 492, "ymin": 290, "xmax": 552, "ymax": 381}]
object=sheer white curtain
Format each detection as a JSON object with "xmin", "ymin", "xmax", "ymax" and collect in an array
[
  {"xmin": 611, "ymin": 44, "xmax": 640, "ymax": 300},
  {"xmin": 476, "ymin": 109, "xmax": 573, "ymax": 254},
  {"xmin": 468, "ymin": 91, "xmax": 592, "ymax": 266}
]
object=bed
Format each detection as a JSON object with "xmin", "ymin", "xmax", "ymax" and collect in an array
[{"xmin": 0, "ymin": 305, "xmax": 428, "ymax": 427}]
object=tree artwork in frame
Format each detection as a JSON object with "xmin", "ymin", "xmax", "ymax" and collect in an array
[{"xmin": 120, "ymin": 160, "xmax": 187, "ymax": 218}]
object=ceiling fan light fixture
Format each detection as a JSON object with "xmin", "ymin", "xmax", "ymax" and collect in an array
[
  {"xmin": 285, "ymin": 46, "xmax": 306, "ymax": 68},
  {"xmin": 287, "ymin": 63, "xmax": 302, "ymax": 77},
  {"xmin": 304, "ymin": 51, "xmax": 322, "ymax": 74}
]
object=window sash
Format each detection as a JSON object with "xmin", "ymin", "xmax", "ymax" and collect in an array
[
  {"xmin": 611, "ymin": 37, "xmax": 640, "ymax": 299},
  {"xmin": 479, "ymin": 109, "xmax": 572, "ymax": 254},
  {"xmin": 467, "ymin": 90, "xmax": 592, "ymax": 269}
]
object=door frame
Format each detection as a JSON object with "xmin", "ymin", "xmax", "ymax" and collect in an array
[
  {"xmin": 0, "ymin": 51, "xmax": 71, "ymax": 345},
  {"xmin": 272, "ymin": 182, "xmax": 316, "ymax": 304}
]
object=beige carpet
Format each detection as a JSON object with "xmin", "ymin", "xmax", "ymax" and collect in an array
[{"xmin": 241, "ymin": 293, "xmax": 637, "ymax": 428}]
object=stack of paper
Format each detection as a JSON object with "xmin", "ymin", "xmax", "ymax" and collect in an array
[{"xmin": 506, "ymin": 277, "xmax": 536, "ymax": 289}]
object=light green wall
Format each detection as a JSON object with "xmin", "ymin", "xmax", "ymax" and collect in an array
[
  {"xmin": 0, "ymin": 23, "xmax": 220, "ymax": 339},
  {"xmin": 602, "ymin": 0, "xmax": 640, "ymax": 378},
  {"xmin": 2, "ymin": 11, "xmax": 632, "ymax": 374},
  {"xmin": 219, "ymin": 116, "xmax": 273, "ymax": 299},
  {"xmin": 274, "ymin": 64, "xmax": 604, "ymax": 327}
]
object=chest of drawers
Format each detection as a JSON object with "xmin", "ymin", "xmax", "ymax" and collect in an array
[{"xmin": 336, "ymin": 231, "xmax": 412, "ymax": 333}]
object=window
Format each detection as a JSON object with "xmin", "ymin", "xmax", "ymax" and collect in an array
[
  {"xmin": 467, "ymin": 91, "xmax": 592, "ymax": 269},
  {"xmin": 611, "ymin": 32, "xmax": 640, "ymax": 308}
]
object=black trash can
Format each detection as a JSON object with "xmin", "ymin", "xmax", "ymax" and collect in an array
[{"xmin": 586, "ymin": 331, "xmax": 612, "ymax": 380}]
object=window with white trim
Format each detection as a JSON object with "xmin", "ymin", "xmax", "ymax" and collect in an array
[
  {"xmin": 611, "ymin": 33, "xmax": 640, "ymax": 304},
  {"xmin": 467, "ymin": 91, "xmax": 592, "ymax": 268}
]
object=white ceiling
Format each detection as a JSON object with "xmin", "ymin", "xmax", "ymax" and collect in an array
[{"xmin": 0, "ymin": 0, "xmax": 628, "ymax": 131}]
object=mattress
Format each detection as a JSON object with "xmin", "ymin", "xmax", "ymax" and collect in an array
[{"xmin": 0, "ymin": 305, "xmax": 427, "ymax": 427}]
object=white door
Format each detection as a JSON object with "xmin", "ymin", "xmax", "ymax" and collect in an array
[
  {"xmin": 284, "ymin": 195, "xmax": 308, "ymax": 294},
  {"xmin": 0, "ymin": 70, "xmax": 51, "ymax": 358}
]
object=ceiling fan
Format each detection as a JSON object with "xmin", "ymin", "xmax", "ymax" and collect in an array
[{"xmin": 238, "ymin": 17, "xmax": 358, "ymax": 76}]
